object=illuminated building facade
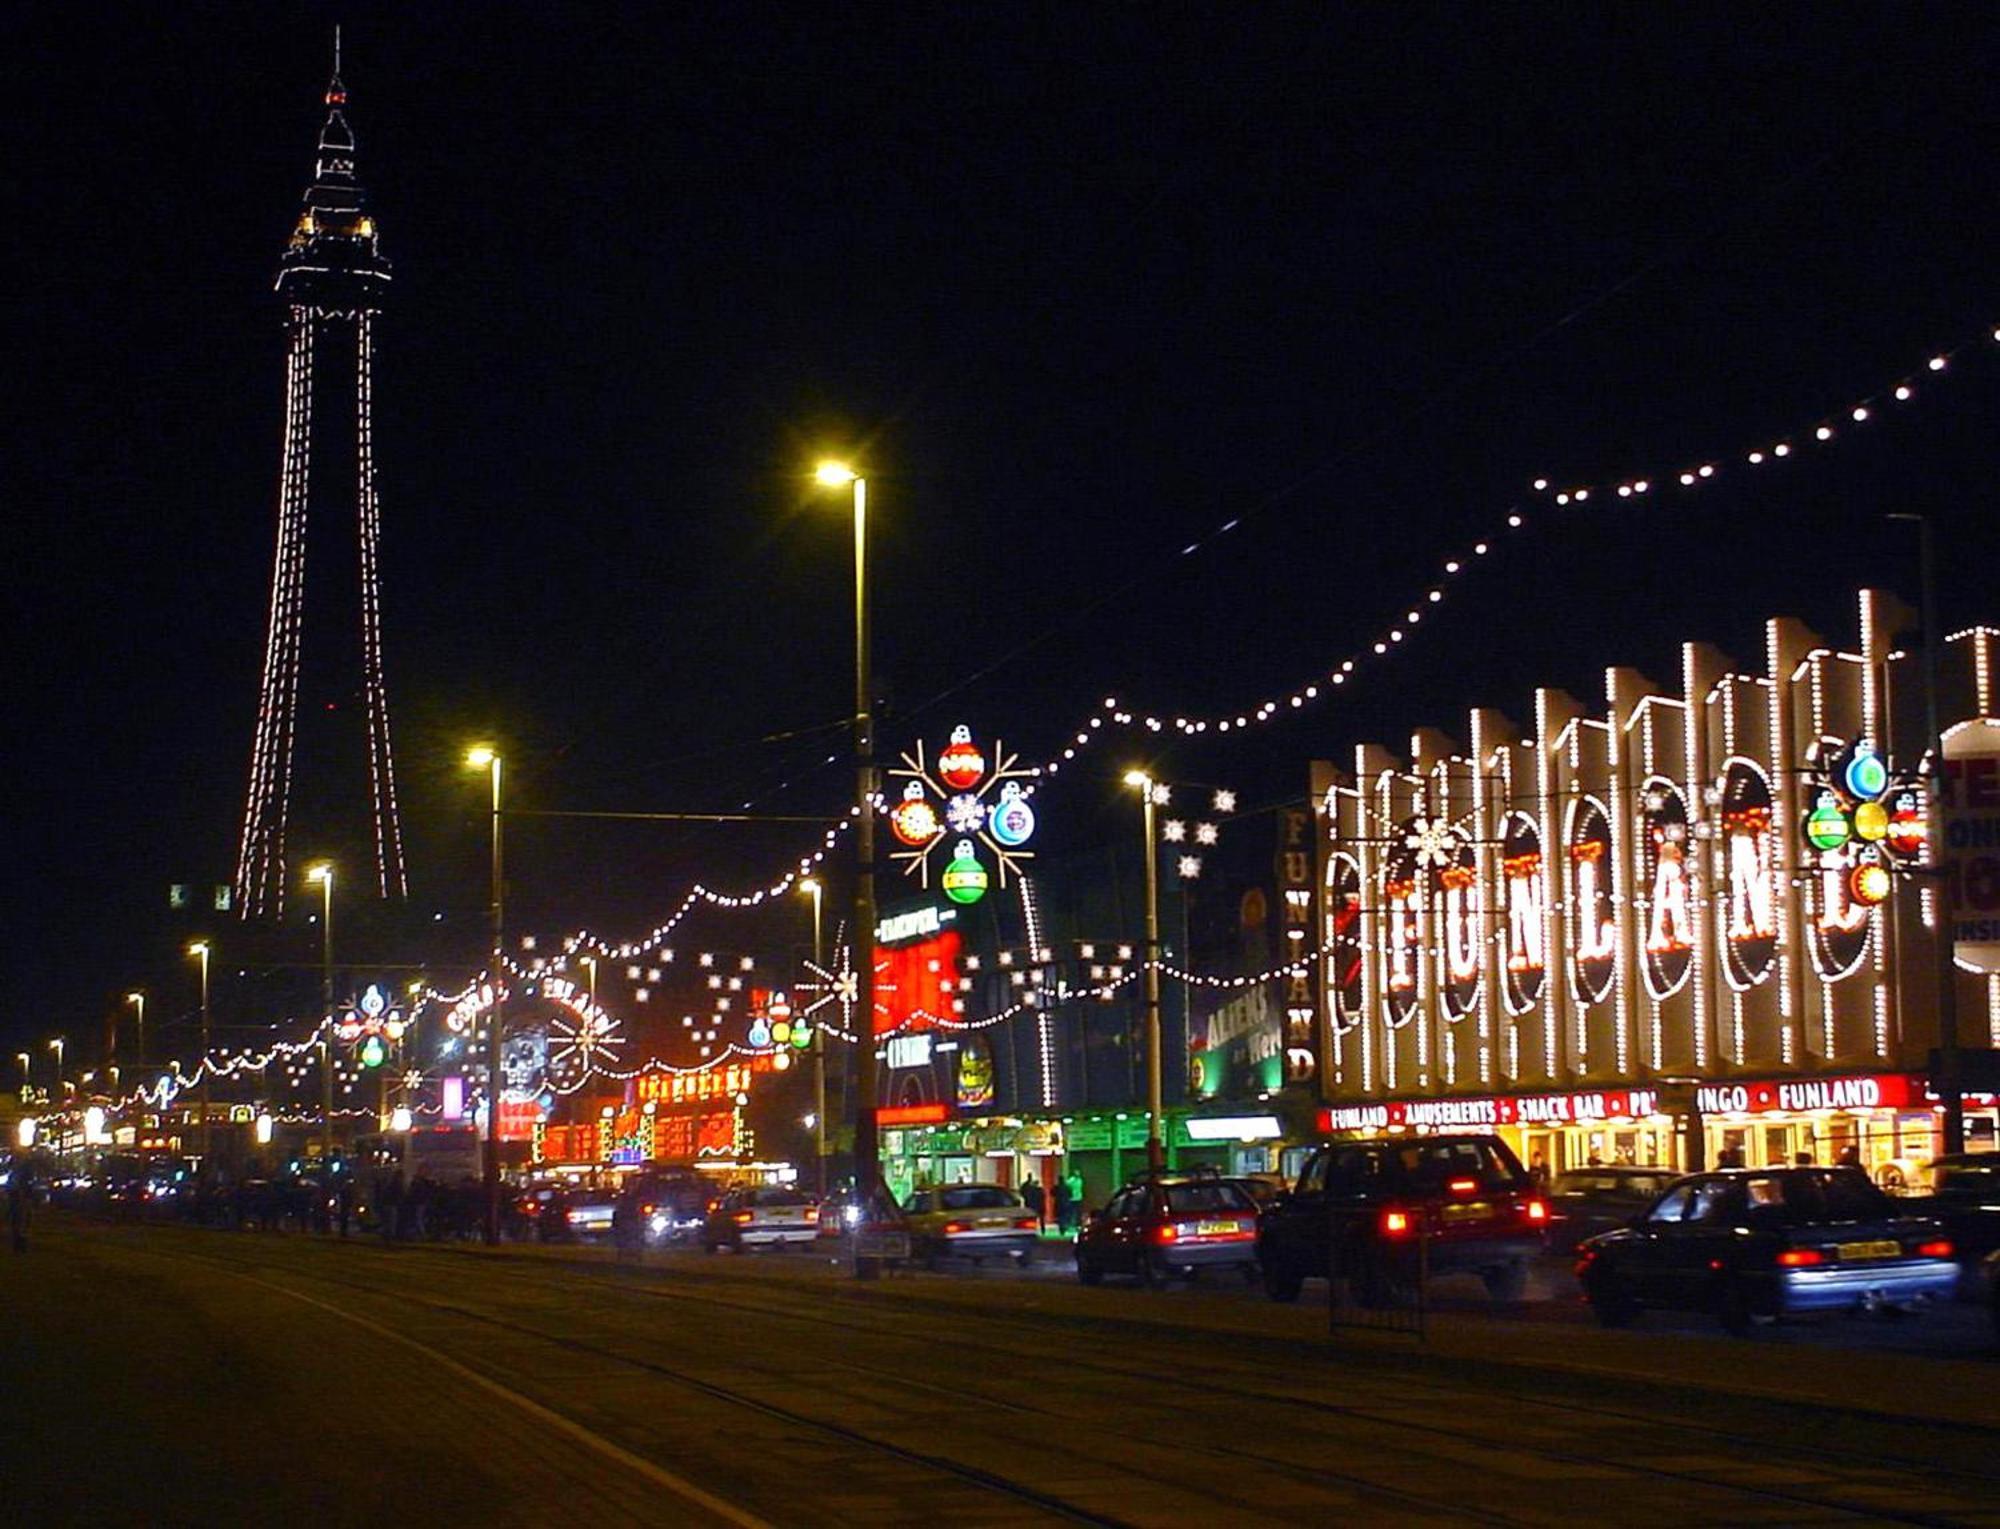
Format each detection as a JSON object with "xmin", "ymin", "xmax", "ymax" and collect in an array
[
  {"xmin": 234, "ymin": 53, "xmax": 406, "ymax": 918},
  {"xmin": 1313, "ymin": 591, "xmax": 2000, "ymax": 1176}
]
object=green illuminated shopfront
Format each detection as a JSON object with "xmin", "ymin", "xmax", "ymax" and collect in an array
[{"xmin": 882, "ymin": 1100, "xmax": 1319, "ymax": 1216}]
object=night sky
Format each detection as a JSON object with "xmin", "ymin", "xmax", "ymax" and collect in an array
[{"xmin": 10, "ymin": 6, "xmax": 2000, "ymax": 1061}]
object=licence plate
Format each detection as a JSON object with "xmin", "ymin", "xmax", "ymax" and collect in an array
[
  {"xmin": 1194, "ymin": 1220, "xmax": 1241, "ymax": 1236},
  {"xmin": 1835, "ymin": 1240, "xmax": 1901, "ymax": 1261},
  {"xmin": 1440, "ymin": 1201, "xmax": 1492, "ymax": 1223}
]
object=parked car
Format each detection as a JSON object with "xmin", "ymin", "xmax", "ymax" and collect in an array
[
  {"xmin": 1574, "ymin": 1167, "xmax": 1957, "ymax": 1334},
  {"xmin": 539, "ymin": 1187, "xmax": 618, "ymax": 1242},
  {"xmin": 1898, "ymin": 1152, "xmax": 2000, "ymax": 1281},
  {"xmin": 705, "ymin": 1186, "xmax": 820, "ymax": 1252},
  {"xmin": 1543, "ymin": 1166, "xmax": 1677, "ymax": 1253},
  {"xmin": 904, "ymin": 1184, "xmax": 1038, "ymax": 1267},
  {"xmin": 1075, "ymin": 1175, "xmax": 1260, "ymax": 1286},
  {"xmin": 1257, "ymin": 1134, "xmax": 1548, "ymax": 1305}
]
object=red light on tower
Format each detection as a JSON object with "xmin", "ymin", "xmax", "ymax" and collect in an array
[{"xmin": 938, "ymin": 724, "xmax": 986, "ymax": 790}]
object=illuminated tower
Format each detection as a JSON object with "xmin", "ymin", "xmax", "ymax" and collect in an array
[{"xmin": 234, "ymin": 47, "xmax": 407, "ymax": 919}]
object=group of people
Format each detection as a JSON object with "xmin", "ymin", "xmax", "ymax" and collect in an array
[
  {"xmin": 372, "ymin": 1170, "xmax": 489, "ymax": 1241},
  {"xmin": 1016, "ymin": 1169, "xmax": 1087, "ymax": 1233}
]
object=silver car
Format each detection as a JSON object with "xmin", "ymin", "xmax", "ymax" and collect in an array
[
  {"xmin": 904, "ymin": 1184, "xmax": 1038, "ymax": 1267},
  {"xmin": 705, "ymin": 1186, "xmax": 820, "ymax": 1252}
]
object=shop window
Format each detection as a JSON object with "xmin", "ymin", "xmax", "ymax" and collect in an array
[{"xmin": 1280, "ymin": 1145, "xmax": 1314, "ymax": 1182}]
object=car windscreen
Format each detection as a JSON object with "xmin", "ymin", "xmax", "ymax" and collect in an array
[
  {"xmin": 1747, "ymin": 1172, "xmax": 1893, "ymax": 1223},
  {"xmin": 1393, "ymin": 1140, "xmax": 1523, "ymax": 1191},
  {"xmin": 938, "ymin": 1186, "xmax": 1020, "ymax": 1210},
  {"xmin": 1164, "ymin": 1183, "xmax": 1251, "ymax": 1215},
  {"xmin": 750, "ymin": 1189, "xmax": 812, "ymax": 1207}
]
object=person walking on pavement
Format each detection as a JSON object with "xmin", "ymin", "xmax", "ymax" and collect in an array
[
  {"xmin": 336, "ymin": 1175, "xmax": 355, "ymax": 1238},
  {"xmin": 8, "ymin": 1158, "xmax": 33, "ymax": 1253},
  {"xmin": 1064, "ymin": 1168, "xmax": 1085, "ymax": 1232},
  {"xmin": 1051, "ymin": 1171, "xmax": 1074, "ymax": 1234},
  {"xmin": 1022, "ymin": 1175, "xmax": 1046, "ymax": 1229}
]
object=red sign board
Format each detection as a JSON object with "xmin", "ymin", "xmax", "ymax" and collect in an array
[
  {"xmin": 1318, "ymin": 1074, "xmax": 1922, "ymax": 1135},
  {"xmin": 877, "ymin": 1102, "xmax": 950, "ymax": 1126}
]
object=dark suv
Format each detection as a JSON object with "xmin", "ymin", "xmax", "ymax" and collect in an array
[{"xmin": 1257, "ymin": 1134, "xmax": 1548, "ymax": 1304}]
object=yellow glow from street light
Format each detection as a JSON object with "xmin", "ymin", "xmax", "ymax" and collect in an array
[
  {"xmin": 187, "ymin": 941, "xmax": 209, "ymax": 958},
  {"xmin": 814, "ymin": 460, "xmax": 858, "ymax": 487},
  {"xmin": 466, "ymin": 745, "xmax": 497, "ymax": 769},
  {"xmin": 1123, "ymin": 770, "xmax": 1151, "ymax": 788},
  {"xmin": 126, "ymin": 992, "xmax": 143, "ymax": 1004},
  {"xmin": 798, "ymin": 877, "xmax": 819, "ymax": 894},
  {"xmin": 305, "ymin": 861, "xmax": 333, "ymax": 885}
]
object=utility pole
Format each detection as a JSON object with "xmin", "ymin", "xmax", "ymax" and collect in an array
[{"xmin": 1125, "ymin": 772, "xmax": 1166, "ymax": 1175}]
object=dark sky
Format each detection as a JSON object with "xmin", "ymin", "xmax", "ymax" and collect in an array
[{"xmin": 9, "ymin": 5, "xmax": 2000, "ymax": 1061}]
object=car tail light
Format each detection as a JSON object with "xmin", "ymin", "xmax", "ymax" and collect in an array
[
  {"xmin": 1381, "ymin": 1209, "xmax": 1412, "ymax": 1237},
  {"xmin": 1448, "ymin": 1178, "xmax": 1478, "ymax": 1196},
  {"xmin": 1777, "ymin": 1248, "xmax": 1824, "ymax": 1267},
  {"xmin": 642, "ymin": 1203, "xmax": 656, "ymax": 1216},
  {"xmin": 733, "ymin": 1210, "xmax": 754, "ymax": 1225},
  {"xmin": 944, "ymin": 1220, "xmax": 971, "ymax": 1235},
  {"xmin": 566, "ymin": 1209, "xmax": 585, "ymax": 1223},
  {"xmin": 1152, "ymin": 1223, "xmax": 1180, "ymax": 1244},
  {"xmin": 1014, "ymin": 1217, "xmax": 1038, "ymax": 1230},
  {"xmin": 1525, "ymin": 1199, "xmax": 1548, "ymax": 1223},
  {"xmin": 1916, "ymin": 1238, "xmax": 1954, "ymax": 1259},
  {"xmin": 804, "ymin": 1205, "xmax": 820, "ymax": 1223}
]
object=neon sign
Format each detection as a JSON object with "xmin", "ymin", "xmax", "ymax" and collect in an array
[
  {"xmin": 1323, "ymin": 852, "xmax": 1364, "ymax": 1033},
  {"xmin": 1720, "ymin": 760, "xmax": 1777, "ymax": 988},
  {"xmin": 1500, "ymin": 813, "xmax": 1546, "ymax": 1012},
  {"xmin": 1638, "ymin": 782, "xmax": 1693, "ymax": 998},
  {"xmin": 1567, "ymin": 797, "xmax": 1616, "ymax": 1005}
]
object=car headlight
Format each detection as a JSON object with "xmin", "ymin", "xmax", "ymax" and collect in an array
[
  {"xmin": 649, "ymin": 1214, "xmax": 668, "ymax": 1233},
  {"xmin": 843, "ymin": 1204, "xmax": 863, "ymax": 1226}
]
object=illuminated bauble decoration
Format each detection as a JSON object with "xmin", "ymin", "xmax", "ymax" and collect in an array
[
  {"xmin": 1850, "ymin": 860, "xmax": 1893, "ymax": 906},
  {"xmin": 890, "ymin": 782, "xmax": 942, "ymax": 847},
  {"xmin": 1852, "ymin": 799, "xmax": 1890, "ymax": 843},
  {"xmin": 383, "ymin": 1018, "xmax": 406, "ymax": 1042},
  {"xmin": 1804, "ymin": 792, "xmax": 1851, "ymax": 852},
  {"xmin": 358, "ymin": 1034, "xmax": 388, "ymax": 1069},
  {"xmin": 771, "ymin": 1020, "xmax": 792, "ymax": 1045},
  {"xmin": 748, "ymin": 1017, "xmax": 772, "ymax": 1048},
  {"xmin": 769, "ymin": 996, "xmax": 792, "ymax": 1025},
  {"xmin": 941, "ymin": 840, "xmax": 990, "ymax": 905},
  {"xmin": 336, "ymin": 1014, "xmax": 363, "ymax": 1044},
  {"xmin": 1886, "ymin": 794, "xmax": 1928, "ymax": 858},
  {"xmin": 938, "ymin": 725, "xmax": 986, "ymax": 790},
  {"xmin": 790, "ymin": 1022, "xmax": 814, "ymax": 1050},
  {"xmin": 988, "ymin": 781, "xmax": 1037, "ymax": 847},
  {"xmin": 360, "ymin": 984, "xmax": 387, "ymax": 1018},
  {"xmin": 1844, "ymin": 743, "xmax": 1889, "ymax": 802},
  {"xmin": 772, "ymin": 1050, "xmax": 792, "ymax": 1071}
]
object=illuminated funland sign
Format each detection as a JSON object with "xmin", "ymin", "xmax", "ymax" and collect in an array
[{"xmin": 1319, "ymin": 1086, "xmax": 1663, "ymax": 1134}]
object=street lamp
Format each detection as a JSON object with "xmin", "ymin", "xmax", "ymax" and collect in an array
[
  {"xmin": 125, "ymin": 991, "xmax": 145, "ymax": 1070},
  {"xmin": 47, "ymin": 1037, "xmax": 65, "ymax": 1097},
  {"xmin": 814, "ymin": 461, "xmax": 879, "ymax": 1216},
  {"xmin": 1124, "ymin": 770, "xmax": 1166, "ymax": 1175},
  {"xmin": 15, "ymin": 1052, "xmax": 29, "ymax": 1093},
  {"xmin": 467, "ymin": 744, "xmax": 506, "ymax": 1245},
  {"xmin": 306, "ymin": 862, "xmax": 336, "ymax": 1160},
  {"xmin": 187, "ymin": 942, "xmax": 211, "ymax": 1166},
  {"xmin": 799, "ymin": 876, "xmax": 827, "ymax": 1193}
]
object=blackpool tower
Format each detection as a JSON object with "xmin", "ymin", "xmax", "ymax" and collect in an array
[{"xmin": 234, "ymin": 49, "xmax": 407, "ymax": 919}]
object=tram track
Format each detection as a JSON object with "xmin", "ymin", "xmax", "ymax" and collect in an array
[
  {"xmin": 90, "ymin": 1224, "xmax": 1984, "ymax": 1520},
  {"xmin": 119, "ymin": 1232, "xmax": 1487, "ymax": 1526},
  {"xmin": 348, "ymin": 1236, "xmax": 1998, "ymax": 1527}
]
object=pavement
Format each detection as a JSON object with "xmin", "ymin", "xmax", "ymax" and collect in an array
[{"xmin": 5, "ymin": 1214, "xmax": 1999, "ymax": 1526}]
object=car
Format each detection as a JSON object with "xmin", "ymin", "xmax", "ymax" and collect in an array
[
  {"xmin": 539, "ymin": 1187, "xmax": 618, "ymax": 1242},
  {"xmin": 616, "ymin": 1171, "xmax": 713, "ymax": 1247},
  {"xmin": 903, "ymin": 1184, "xmax": 1039, "ymax": 1267},
  {"xmin": 1574, "ymin": 1167, "xmax": 1958, "ymax": 1334},
  {"xmin": 1075, "ymin": 1175, "xmax": 1259, "ymax": 1286},
  {"xmin": 1543, "ymin": 1166, "xmax": 1678, "ymax": 1253},
  {"xmin": 1257, "ymin": 1134, "xmax": 1548, "ymax": 1305},
  {"xmin": 1899, "ymin": 1152, "xmax": 2000, "ymax": 1280},
  {"xmin": 705, "ymin": 1186, "xmax": 820, "ymax": 1252}
]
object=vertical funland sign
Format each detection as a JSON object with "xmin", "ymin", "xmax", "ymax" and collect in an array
[{"xmin": 1941, "ymin": 719, "xmax": 2000, "ymax": 973}]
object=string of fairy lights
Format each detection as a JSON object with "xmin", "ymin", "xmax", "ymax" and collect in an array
[{"xmin": 49, "ymin": 320, "xmax": 2000, "ymax": 1133}]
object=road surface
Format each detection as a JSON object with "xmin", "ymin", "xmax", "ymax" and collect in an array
[{"xmin": 6, "ymin": 1217, "xmax": 1998, "ymax": 1526}]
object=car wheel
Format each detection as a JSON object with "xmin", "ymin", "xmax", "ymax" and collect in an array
[
  {"xmin": 1583, "ymin": 1268, "xmax": 1640, "ymax": 1328},
  {"xmin": 1077, "ymin": 1254, "xmax": 1103, "ymax": 1287},
  {"xmin": 1717, "ymin": 1276, "xmax": 1760, "ymax": 1337},
  {"xmin": 1481, "ymin": 1258, "xmax": 1529, "ymax": 1302},
  {"xmin": 1263, "ymin": 1258, "xmax": 1304, "ymax": 1303}
]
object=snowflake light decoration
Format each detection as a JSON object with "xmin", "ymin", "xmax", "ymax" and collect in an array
[
  {"xmin": 548, "ymin": 1007, "xmax": 623, "ymax": 1085},
  {"xmin": 1403, "ymin": 814, "xmax": 1462, "ymax": 872},
  {"xmin": 887, "ymin": 724, "xmax": 1038, "ymax": 898}
]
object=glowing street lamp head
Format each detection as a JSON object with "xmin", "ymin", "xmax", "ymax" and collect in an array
[
  {"xmin": 305, "ymin": 861, "xmax": 333, "ymax": 886},
  {"xmin": 814, "ymin": 460, "xmax": 858, "ymax": 487},
  {"xmin": 187, "ymin": 941, "xmax": 209, "ymax": 959},
  {"xmin": 799, "ymin": 877, "xmax": 820, "ymax": 895},
  {"xmin": 466, "ymin": 745, "xmax": 497, "ymax": 770},
  {"xmin": 1123, "ymin": 770, "xmax": 1151, "ymax": 789},
  {"xmin": 125, "ymin": 992, "xmax": 143, "ymax": 1005}
]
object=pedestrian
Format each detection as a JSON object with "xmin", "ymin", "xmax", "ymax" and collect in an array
[
  {"xmin": 1051, "ymin": 1171, "xmax": 1074, "ymax": 1234},
  {"xmin": 1793, "ymin": 1150, "xmax": 1814, "ymax": 1167},
  {"xmin": 336, "ymin": 1176, "xmax": 355, "ymax": 1238},
  {"xmin": 1528, "ymin": 1152, "xmax": 1550, "ymax": 1190},
  {"xmin": 1065, "ymin": 1168, "xmax": 1085, "ymax": 1230},
  {"xmin": 8, "ymin": 1159, "xmax": 33, "ymax": 1253},
  {"xmin": 379, "ymin": 1170, "xmax": 403, "ymax": 1243},
  {"xmin": 409, "ymin": 1174, "xmax": 435, "ymax": 1241},
  {"xmin": 1022, "ymin": 1175, "xmax": 1045, "ymax": 1227},
  {"xmin": 1836, "ymin": 1144, "xmax": 1863, "ymax": 1170},
  {"xmin": 1717, "ymin": 1145, "xmax": 1746, "ymax": 1169}
]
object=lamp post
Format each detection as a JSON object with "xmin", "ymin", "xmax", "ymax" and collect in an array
[
  {"xmin": 306, "ymin": 863, "xmax": 336, "ymax": 1160},
  {"xmin": 467, "ymin": 745, "xmax": 506, "ymax": 1245},
  {"xmin": 800, "ymin": 875, "xmax": 827, "ymax": 1193},
  {"xmin": 1123, "ymin": 771, "xmax": 1166, "ymax": 1175},
  {"xmin": 47, "ymin": 1037, "xmax": 65, "ymax": 1101},
  {"xmin": 815, "ymin": 461, "xmax": 879, "ymax": 1207},
  {"xmin": 125, "ymin": 992, "xmax": 145, "ymax": 1071},
  {"xmin": 187, "ymin": 943, "xmax": 211, "ymax": 1166},
  {"xmin": 16, "ymin": 1052, "xmax": 29, "ymax": 1094},
  {"xmin": 1889, "ymin": 511, "xmax": 1964, "ymax": 1155}
]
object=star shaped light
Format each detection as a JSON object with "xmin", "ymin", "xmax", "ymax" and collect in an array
[
  {"xmin": 1212, "ymin": 789, "xmax": 1237, "ymax": 814},
  {"xmin": 1177, "ymin": 855, "xmax": 1204, "ymax": 879},
  {"xmin": 1195, "ymin": 822, "xmax": 1220, "ymax": 846},
  {"xmin": 1162, "ymin": 819, "xmax": 1188, "ymax": 843}
]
